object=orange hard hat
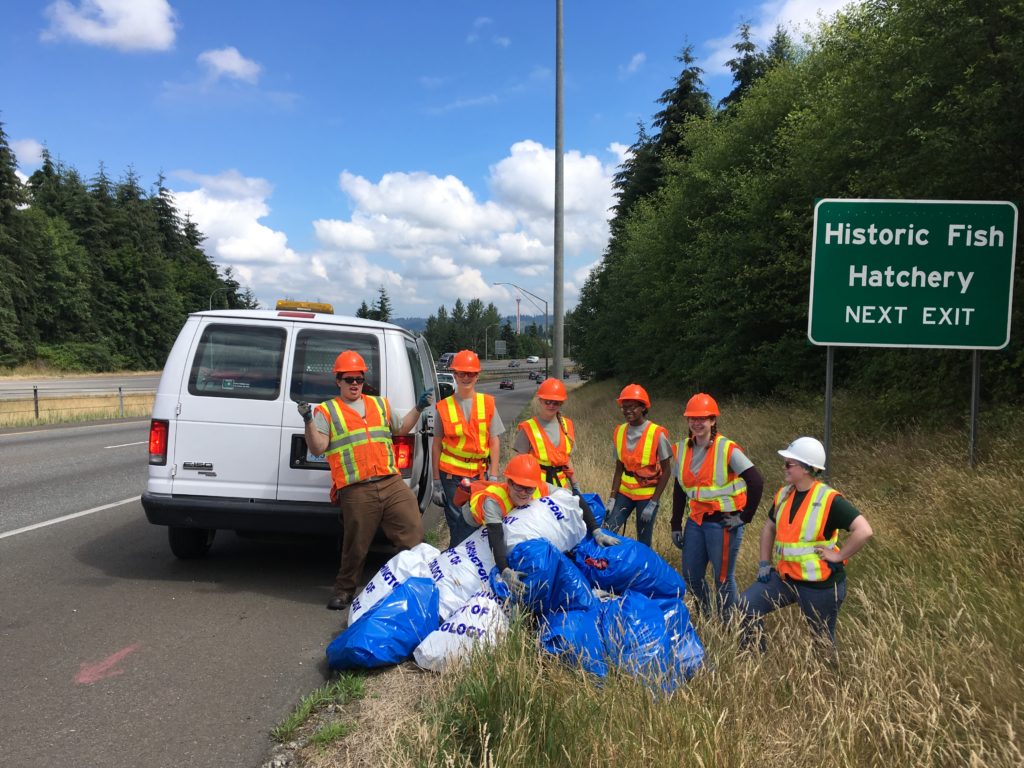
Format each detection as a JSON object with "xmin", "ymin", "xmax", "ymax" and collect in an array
[
  {"xmin": 451, "ymin": 349, "xmax": 481, "ymax": 372},
  {"xmin": 504, "ymin": 453, "xmax": 542, "ymax": 488},
  {"xmin": 616, "ymin": 383, "xmax": 650, "ymax": 408},
  {"xmin": 333, "ymin": 350, "xmax": 368, "ymax": 373},
  {"xmin": 536, "ymin": 378, "xmax": 567, "ymax": 401},
  {"xmin": 684, "ymin": 392, "xmax": 719, "ymax": 417}
]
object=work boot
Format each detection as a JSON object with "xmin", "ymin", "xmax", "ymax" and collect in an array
[{"xmin": 326, "ymin": 593, "xmax": 353, "ymax": 611}]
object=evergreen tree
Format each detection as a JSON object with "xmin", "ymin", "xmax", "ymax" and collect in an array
[
  {"xmin": 719, "ymin": 23, "xmax": 768, "ymax": 110},
  {"xmin": 373, "ymin": 285, "xmax": 393, "ymax": 322}
]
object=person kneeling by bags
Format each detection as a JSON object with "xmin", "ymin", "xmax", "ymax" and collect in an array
[{"xmin": 465, "ymin": 454, "xmax": 619, "ymax": 596}]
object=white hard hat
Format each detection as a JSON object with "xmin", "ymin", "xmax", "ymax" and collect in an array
[{"xmin": 778, "ymin": 436, "xmax": 827, "ymax": 471}]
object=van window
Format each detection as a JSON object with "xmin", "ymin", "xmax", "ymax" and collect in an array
[
  {"xmin": 188, "ymin": 324, "xmax": 286, "ymax": 400},
  {"xmin": 405, "ymin": 339, "xmax": 426, "ymax": 397},
  {"xmin": 289, "ymin": 329, "xmax": 381, "ymax": 403}
]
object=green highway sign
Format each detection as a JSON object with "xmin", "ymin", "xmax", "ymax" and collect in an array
[{"xmin": 809, "ymin": 199, "xmax": 1018, "ymax": 349}]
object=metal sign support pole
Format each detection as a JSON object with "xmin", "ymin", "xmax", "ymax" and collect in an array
[
  {"xmin": 969, "ymin": 350, "xmax": 980, "ymax": 468},
  {"xmin": 824, "ymin": 346, "xmax": 834, "ymax": 479}
]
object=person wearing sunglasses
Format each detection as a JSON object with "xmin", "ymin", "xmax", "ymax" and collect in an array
[
  {"xmin": 670, "ymin": 392, "xmax": 763, "ymax": 621},
  {"xmin": 605, "ymin": 384, "xmax": 673, "ymax": 547},
  {"xmin": 299, "ymin": 349, "xmax": 433, "ymax": 611},
  {"xmin": 513, "ymin": 377, "xmax": 578, "ymax": 490},
  {"xmin": 431, "ymin": 349, "xmax": 505, "ymax": 547},
  {"xmin": 738, "ymin": 437, "xmax": 872, "ymax": 650}
]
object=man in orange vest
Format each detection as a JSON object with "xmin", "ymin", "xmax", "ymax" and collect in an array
[
  {"xmin": 738, "ymin": 436, "xmax": 872, "ymax": 650},
  {"xmin": 299, "ymin": 349, "xmax": 433, "ymax": 611},
  {"xmin": 605, "ymin": 384, "xmax": 673, "ymax": 547},
  {"xmin": 513, "ymin": 377, "xmax": 577, "ymax": 490},
  {"xmin": 431, "ymin": 349, "xmax": 504, "ymax": 547},
  {"xmin": 467, "ymin": 454, "xmax": 619, "ymax": 595}
]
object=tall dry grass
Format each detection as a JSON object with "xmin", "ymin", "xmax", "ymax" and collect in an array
[{"xmin": 389, "ymin": 380, "xmax": 1024, "ymax": 768}]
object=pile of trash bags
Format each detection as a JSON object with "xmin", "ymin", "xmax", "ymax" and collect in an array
[{"xmin": 326, "ymin": 488, "xmax": 704, "ymax": 691}]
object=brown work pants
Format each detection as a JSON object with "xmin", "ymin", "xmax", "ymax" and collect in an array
[{"xmin": 333, "ymin": 473, "xmax": 423, "ymax": 598}]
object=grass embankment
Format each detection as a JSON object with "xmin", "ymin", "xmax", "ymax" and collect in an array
[{"xmin": 388, "ymin": 380, "xmax": 1024, "ymax": 767}]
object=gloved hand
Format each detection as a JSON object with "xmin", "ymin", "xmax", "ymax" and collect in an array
[
  {"xmin": 606, "ymin": 493, "xmax": 617, "ymax": 512},
  {"xmin": 722, "ymin": 513, "xmax": 744, "ymax": 531},
  {"xmin": 757, "ymin": 560, "xmax": 772, "ymax": 583},
  {"xmin": 297, "ymin": 401, "xmax": 313, "ymax": 423},
  {"xmin": 500, "ymin": 567, "xmax": 526, "ymax": 597},
  {"xmin": 671, "ymin": 530, "xmax": 684, "ymax": 550},
  {"xmin": 570, "ymin": 480, "xmax": 582, "ymax": 497},
  {"xmin": 592, "ymin": 529, "xmax": 619, "ymax": 547},
  {"xmin": 640, "ymin": 499, "xmax": 658, "ymax": 524},
  {"xmin": 431, "ymin": 480, "xmax": 445, "ymax": 508},
  {"xmin": 486, "ymin": 474, "xmax": 499, "ymax": 483},
  {"xmin": 416, "ymin": 387, "xmax": 434, "ymax": 412}
]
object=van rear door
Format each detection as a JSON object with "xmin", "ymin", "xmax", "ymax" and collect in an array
[{"xmin": 170, "ymin": 319, "xmax": 287, "ymax": 500}]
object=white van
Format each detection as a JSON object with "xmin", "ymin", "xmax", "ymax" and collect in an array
[{"xmin": 142, "ymin": 303, "xmax": 452, "ymax": 559}]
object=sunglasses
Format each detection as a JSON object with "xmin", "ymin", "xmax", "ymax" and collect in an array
[
  {"xmin": 541, "ymin": 399, "xmax": 561, "ymax": 407},
  {"xmin": 507, "ymin": 480, "xmax": 534, "ymax": 495},
  {"xmin": 455, "ymin": 371, "xmax": 479, "ymax": 379},
  {"xmin": 783, "ymin": 460, "xmax": 803, "ymax": 469},
  {"xmin": 339, "ymin": 376, "xmax": 365, "ymax": 385}
]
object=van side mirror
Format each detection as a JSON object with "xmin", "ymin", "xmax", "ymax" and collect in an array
[{"xmin": 438, "ymin": 382, "xmax": 455, "ymax": 399}]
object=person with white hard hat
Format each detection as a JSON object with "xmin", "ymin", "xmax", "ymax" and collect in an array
[{"xmin": 738, "ymin": 436, "xmax": 873, "ymax": 650}]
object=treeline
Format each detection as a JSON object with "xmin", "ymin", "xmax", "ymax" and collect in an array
[
  {"xmin": 0, "ymin": 125, "xmax": 255, "ymax": 371},
  {"xmin": 423, "ymin": 299, "xmax": 548, "ymax": 360},
  {"xmin": 570, "ymin": 0, "xmax": 1024, "ymax": 416}
]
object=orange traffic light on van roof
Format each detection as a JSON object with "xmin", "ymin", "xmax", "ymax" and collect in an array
[{"xmin": 275, "ymin": 300, "xmax": 334, "ymax": 314}]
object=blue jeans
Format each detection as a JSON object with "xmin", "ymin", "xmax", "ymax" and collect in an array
[
  {"xmin": 440, "ymin": 473, "xmax": 477, "ymax": 548},
  {"xmin": 604, "ymin": 496, "xmax": 657, "ymax": 547},
  {"xmin": 738, "ymin": 570, "xmax": 847, "ymax": 650},
  {"xmin": 681, "ymin": 516, "xmax": 743, "ymax": 620}
]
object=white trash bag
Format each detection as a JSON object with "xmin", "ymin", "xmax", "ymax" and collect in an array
[
  {"xmin": 413, "ymin": 590, "xmax": 509, "ymax": 672},
  {"xmin": 429, "ymin": 536, "xmax": 496, "ymax": 620},
  {"xmin": 349, "ymin": 542, "xmax": 441, "ymax": 625},
  {"xmin": 503, "ymin": 487, "xmax": 587, "ymax": 553}
]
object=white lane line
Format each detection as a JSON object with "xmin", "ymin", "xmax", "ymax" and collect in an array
[
  {"xmin": 105, "ymin": 441, "xmax": 147, "ymax": 449},
  {"xmin": 0, "ymin": 496, "xmax": 141, "ymax": 540}
]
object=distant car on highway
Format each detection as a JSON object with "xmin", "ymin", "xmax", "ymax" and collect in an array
[
  {"xmin": 528, "ymin": 370, "xmax": 541, "ymax": 380},
  {"xmin": 525, "ymin": 355, "xmax": 540, "ymax": 364},
  {"xmin": 499, "ymin": 378, "xmax": 515, "ymax": 390},
  {"xmin": 507, "ymin": 360, "xmax": 520, "ymax": 368}
]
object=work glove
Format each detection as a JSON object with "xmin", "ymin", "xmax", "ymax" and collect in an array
[
  {"xmin": 431, "ymin": 480, "xmax": 445, "ymax": 508},
  {"xmin": 570, "ymin": 480, "xmax": 582, "ymax": 497},
  {"xmin": 486, "ymin": 474, "xmax": 499, "ymax": 483},
  {"xmin": 297, "ymin": 401, "xmax": 313, "ymax": 423},
  {"xmin": 592, "ymin": 529, "xmax": 619, "ymax": 548},
  {"xmin": 757, "ymin": 560, "xmax": 772, "ymax": 583},
  {"xmin": 671, "ymin": 530, "xmax": 684, "ymax": 550},
  {"xmin": 416, "ymin": 387, "xmax": 434, "ymax": 412},
  {"xmin": 640, "ymin": 499, "xmax": 658, "ymax": 524},
  {"xmin": 500, "ymin": 567, "xmax": 527, "ymax": 597},
  {"xmin": 722, "ymin": 513, "xmax": 744, "ymax": 531},
  {"xmin": 606, "ymin": 493, "xmax": 617, "ymax": 512}
]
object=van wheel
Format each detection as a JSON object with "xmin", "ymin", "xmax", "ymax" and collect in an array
[{"xmin": 168, "ymin": 527, "xmax": 216, "ymax": 559}]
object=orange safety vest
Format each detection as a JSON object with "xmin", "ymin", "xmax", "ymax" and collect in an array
[
  {"xmin": 437, "ymin": 393, "xmax": 495, "ymax": 477},
  {"xmin": 466, "ymin": 480, "xmax": 550, "ymax": 527},
  {"xmin": 676, "ymin": 434, "xmax": 748, "ymax": 524},
  {"xmin": 772, "ymin": 481, "xmax": 843, "ymax": 582},
  {"xmin": 319, "ymin": 395, "xmax": 398, "ymax": 492},
  {"xmin": 614, "ymin": 421, "xmax": 668, "ymax": 500},
  {"xmin": 517, "ymin": 416, "xmax": 575, "ymax": 489}
]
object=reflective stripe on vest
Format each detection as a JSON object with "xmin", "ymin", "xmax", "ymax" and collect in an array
[
  {"xmin": 438, "ymin": 393, "xmax": 494, "ymax": 477},
  {"xmin": 773, "ymin": 481, "xmax": 841, "ymax": 582},
  {"xmin": 519, "ymin": 416, "xmax": 574, "ymax": 489},
  {"xmin": 322, "ymin": 395, "xmax": 397, "ymax": 490},
  {"xmin": 677, "ymin": 434, "xmax": 748, "ymax": 521},
  {"xmin": 614, "ymin": 421, "xmax": 667, "ymax": 500},
  {"xmin": 466, "ymin": 481, "xmax": 550, "ymax": 526}
]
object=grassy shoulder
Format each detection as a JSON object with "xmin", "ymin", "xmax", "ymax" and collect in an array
[{"xmin": 296, "ymin": 381, "xmax": 1024, "ymax": 767}]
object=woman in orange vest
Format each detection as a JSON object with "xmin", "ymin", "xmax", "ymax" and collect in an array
[
  {"xmin": 738, "ymin": 437, "xmax": 872, "ymax": 650},
  {"xmin": 605, "ymin": 384, "xmax": 673, "ymax": 547},
  {"xmin": 670, "ymin": 392, "xmax": 764, "ymax": 620},
  {"xmin": 430, "ymin": 349, "xmax": 505, "ymax": 547},
  {"xmin": 513, "ymin": 378, "xmax": 577, "ymax": 490},
  {"xmin": 471, "ymin": 454, "xmax": 619, "ymax": 595}
]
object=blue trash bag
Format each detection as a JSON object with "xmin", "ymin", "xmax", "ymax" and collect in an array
[
  {"xmin": 326, "ymin": 577, "xmax": 439, "ymax": 670},
  {"xmin": 651, "ymin": 596, "xmax": 705, "ymax": 680},
  {"xmin": 540, "ymin": 605, "xmax": 608, "ymax": 677},
  {"xmin": 580, "ymin": 492, "xmax": 606, "ymax": 527},
  {"xmin": 574, "ymin": 533, "xmax": 687, "ymax": 599},
  {"xmin": 599, "ymin": 591, "xmax": 670, "ymax": 686},
  {"xmin": 507, "ymin": 538, "xmax": 595, "ymax": 615}
]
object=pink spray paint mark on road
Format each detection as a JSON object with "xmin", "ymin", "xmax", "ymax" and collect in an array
[{"xmin": 74, "ymin": 643, "xmax": 142, "ymax": 685}]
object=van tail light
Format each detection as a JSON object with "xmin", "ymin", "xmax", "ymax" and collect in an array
[
  {"xmin": 393, "ymin": 434, "xmax": 414, "ymax": 471},
  {"xmin": 149, "ymin": 419, "xmax": 169, "ymax": 465}
]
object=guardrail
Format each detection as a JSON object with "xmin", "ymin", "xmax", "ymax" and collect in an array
[{"xmin": 0, "ymin": 385, "xmax": 157, "ymax": 426}]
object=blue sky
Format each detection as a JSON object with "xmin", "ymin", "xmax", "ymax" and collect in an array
[{"xmin": 2, "ymin": 0, "xmax": 854, "ymax": 319}]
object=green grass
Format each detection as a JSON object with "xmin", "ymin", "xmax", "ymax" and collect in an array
[
  {"xmin": 271, "ymin": 674, "xmax": 365, "ymax": 744},
  {"xmin": 310, "ymin": 720, "xmax": 355, "ymax": 748}
]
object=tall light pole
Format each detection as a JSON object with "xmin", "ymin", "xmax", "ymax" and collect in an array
[
  {"xmin": 484, "ymin": 323, "xmax": 501, "ymax": 360},
  {"xmin": 553, "ymin": 0, "xmax": 565, "ymax": 380},
  {"xmin": 209, "ymin": 287, "xmax": 229, "ymax": 310},
  {"xmin": 493, "ymin": 281, "xmax": 549, "ymax": 377}
]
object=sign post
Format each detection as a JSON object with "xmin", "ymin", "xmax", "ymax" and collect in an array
[{"xmin": 809, "ymin": 199, "xmax": 1017, "ymax": 467}]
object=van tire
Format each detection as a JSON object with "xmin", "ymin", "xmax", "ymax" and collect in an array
[{"xmin": 168, "ymin": 527, "xmax": 216, "ymax": 559}]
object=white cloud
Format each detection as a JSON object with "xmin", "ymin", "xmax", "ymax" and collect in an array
[
  {"xmin": 41, "ymin": 0, "xmax": 176, "ymax": 51},
  {"xmin": 619, "ymin": 52, "xmax": 646, "ymax": 79},
  {"xmin": 197, "ymin": 47, "xmax": 262, "ymax": 84},
  {"xmin": 494, "ymin": 36, "xmax": 511, "ymax": 48},
  {"xmin": 11, "ymin": 139, "xmax": 45, "ymax": 167}
]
